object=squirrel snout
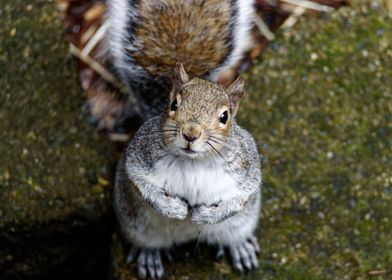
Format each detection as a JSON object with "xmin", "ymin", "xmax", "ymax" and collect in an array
[
  {"xmin": 183, "ymin": 133, "xmax": 199, "ymax": 143},
  {"xmin": 182, "ymin": 125, "xmax": 202, "ymax": 143}
]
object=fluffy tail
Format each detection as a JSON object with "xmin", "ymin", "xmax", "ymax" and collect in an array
[{"xmin": 107, "ymin": 0, "xmax": 255, "ymax": 119}]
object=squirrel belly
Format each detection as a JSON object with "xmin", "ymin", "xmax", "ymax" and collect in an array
[
  {"xmin": 115, "ymin": 155, "xmax": 260, "ymax": 249},
  {"xmin": 107, "ymin": 0, "xmax": 255, "ymax": 119},
  {"xmin": 115, "ymin": 156, "xmax": 260, "ymax": 248},
  {"xmin": 148, "ymin": 152, "xmax": 242, "ymax": 206}
]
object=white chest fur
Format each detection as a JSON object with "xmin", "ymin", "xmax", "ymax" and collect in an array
[{"xmin": 147, "ymin": 156, "xmax": 242, "ymax": 206}]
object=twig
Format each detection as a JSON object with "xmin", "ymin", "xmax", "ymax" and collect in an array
[
  {"xmin": 368, "ymin": 270, "xmax": 391, "ymax": 276},
  {"xmin": 81, "ymin": 24, "xmax": 99, "ymax": 45},
  {"xmin": 55, "ymin": 0, "xmax": 69, "ymax": 12},
  {"xmin": 69, "ymin": 43, "xmax": 134, "ymax": 104},
  {"xmin": 84, "ymin": 2, "xmax": 106, "ymax": 22},
  {"xmin": 254, "ymin": 14, "xmax": 276, "ymax": 41},
  {"xmin": 82, "ymin": 21, "xmax": 110, "ymax": 56},
  {"xmin": 282, "ymin": 6, "xmax": 307, "ymax": 28},
  {"xmin": 386, "ymin": 0, "xmax": 392, "ymax": 12},
  {"xmin": 108, "ymin": 133, "xmax": 131, "ymax": 142},
  {"xmin": 280, "ymin": 0, "xmax": 334, "ymax": 12}
]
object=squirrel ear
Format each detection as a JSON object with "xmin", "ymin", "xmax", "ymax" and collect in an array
[
  {"xmin": 226, "ymin": 76, "xmax": 245, "ymax": 116},
  {"xmin": 171, "ymin": 63, "xmax": 189, "ymax": 93}
]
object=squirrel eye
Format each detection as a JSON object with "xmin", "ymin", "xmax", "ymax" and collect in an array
[
  {"xmin": 219, "ymin": 111, "xmax": 228, "ymax": 124},
  {"xmin": 170, "ymin": 98, "xmax": 178, "ymax": 111}
]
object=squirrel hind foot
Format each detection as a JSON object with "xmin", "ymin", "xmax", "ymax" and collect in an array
[
  {"xmin": 137, "ymin": 249, "xmax": 164, "ymax": 279},
  {"xmin": 228, "ymin": 238, "xmax": 260, "ymax": 272},
  {"xmin": 126, "ymin": 247, "xmax": 170, "ymax": 279}
]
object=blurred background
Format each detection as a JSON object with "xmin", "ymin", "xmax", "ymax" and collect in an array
[{"xmin": 0, "ymin": 0, "xmax": 391, "ymax": 279}]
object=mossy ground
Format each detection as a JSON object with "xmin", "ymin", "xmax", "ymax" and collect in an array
[
  {"xmin": 0, "ymin": 0, "xmax": 391, "ymax": 279},
  {"xmin": 0, "ymin": 1, "xmax": 114, "ymax": 278},
  {"xmin": 242, "ymin": 2, "xmax": 392, "ymax": 279}
]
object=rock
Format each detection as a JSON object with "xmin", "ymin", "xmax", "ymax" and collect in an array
[{"xmin": 0, "ymin": 1, "xmax": 115, "ymax": 279}]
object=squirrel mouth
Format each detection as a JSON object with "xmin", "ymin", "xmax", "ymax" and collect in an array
[
  {"xmin": 182, "ymin": 145, "xmax": 196, "ymax": 154},
  {"xmin": 182, "ymin": 148, "xmax": 195, "ymax": 154}
]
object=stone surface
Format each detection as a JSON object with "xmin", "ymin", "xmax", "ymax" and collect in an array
[
  {"xmin": 1, "ymin": 0, "xmax": 391, "ymax": 280},
  {"xmin": 110, "ymin": 1, "xmax": 392, "ymax": 279},
  {"xmin": 0, "ymin": 1, "xmax": 115, "ymax": 279}
]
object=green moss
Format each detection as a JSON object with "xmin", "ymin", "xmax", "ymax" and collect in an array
[
  {"xmin": 239, "ymin": 1, "xmax": 392, "ymax": 279},
  {"xmin": 0, "ymin": 0, "xmax": 115, "ymax": 277},
  {"xmin": 0, "ymin": 0, "xmax": 114, "ymax": 234}
]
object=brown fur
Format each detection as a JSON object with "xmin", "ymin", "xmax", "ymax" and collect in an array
[
  {"xmin": 163, "ymin": 64, "xmax": 244, "ymax": 153},
  {"xmin": 86, "ymin": 76, "xmax": 138, "ymax": 133},
  {"xmin": 130, "ymin": 0, "xmax": 232, "ymax": 78}
]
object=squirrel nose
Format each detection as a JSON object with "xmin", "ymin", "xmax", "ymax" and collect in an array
[
  {"xmin": 182, "ymin": 124, "xmax": 202, "ymax": 143},
  {"xmin": 183, "ymin": 133, "xmax": 199, "ymax": 143}
]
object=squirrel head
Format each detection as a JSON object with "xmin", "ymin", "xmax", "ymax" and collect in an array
[{"xmin": 163, "ymin": 63, "xmax": 245, "ymax": 159}]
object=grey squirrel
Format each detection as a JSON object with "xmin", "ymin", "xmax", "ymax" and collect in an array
[
  {"xmin": 114, "ymin": 63, "xmax": 261, "ymax": 279},
  {"xmin": 106, "ymin": 0, "xmax": 255, "ymax": 126}
]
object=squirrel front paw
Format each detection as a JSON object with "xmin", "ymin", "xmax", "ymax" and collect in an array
[
  {"xmin": 149, "ymin": 192, "xmax": 188, "ymax": 220},
  {"xmin": 191, "ymin": 199, "xmax": 245, "ymax": 225},
  {"xmin": 191, "ymin": 204, "xmax": 222, "ymax": 225}
]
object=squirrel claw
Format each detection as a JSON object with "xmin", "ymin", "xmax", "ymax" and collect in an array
[
  {"xmin": 164, "ymin": 248, "xmax": 173, "ymax": 263},
  {"xmin": 126, "ymin": 247, "xmax": 138, "ymax": 264},
  {"xmin": 216, "ymin": 245, "xmax": 225, "ymax": 260},
  {"xmin": 248, "ymin": 235, "xmax": 261, "ymax": 254}
]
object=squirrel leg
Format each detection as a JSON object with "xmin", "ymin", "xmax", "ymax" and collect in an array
[
  {"xmin": 227, "ymin": 236, "xmax": 260, "ymax": 272},
  {"xmin": 202, "ymin": 192, "xmax": 261, "ymax": 271}
]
